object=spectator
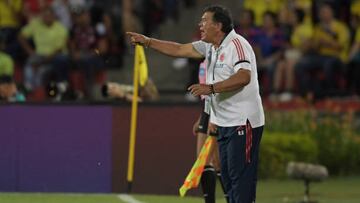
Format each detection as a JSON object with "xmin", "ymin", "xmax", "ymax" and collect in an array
[
  {"xmin": 243, "ymin": 0, "xmax": 283, "ymax": 26},
  {"xmin": 256, "ymin": 11, "xmax": 286, "ymax": 95},
  {"xmin": 69, "ymin": 8, "xmax": 107, "ymax": 99},
  {"xmin": 88, "ymin": 0, "xmax": 124, "ymax": 67},
  {"xmin": 0, "ymin": 0, "xmax": 23, "ymax": 58},
  {"xmin": 279, "ymin": 0, "xmax": 313, "ymax": 24},
  {"xmin": 312, "ymin": 0, "xmax": 351, "ymax": 23},
  {"xmin": 23, "ymin": 0, "xmax": 52, "ymax": 20},
  {"xmin": 234, "ymin": 9, "xmax": 260, "ymax": 46},
  {"xmin": 0, "ymin": 75, "xmax": 26, "ymax": 102},
  {"xmin": 272, "ymin": 8, "xmax": 313, "ymax": 102},
  {"xmin": 295, "ymin": 3, "xmax": 350, "ymax": 100},
  {"xmin": 18, "ymin": 6, "xmax": 69, "ymax": 91}
]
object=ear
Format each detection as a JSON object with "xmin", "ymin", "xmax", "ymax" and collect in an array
[{"xmin": 214, "ymin": 22, "xmax": 223, "ymax": 32}]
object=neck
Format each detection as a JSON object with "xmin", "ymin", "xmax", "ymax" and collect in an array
[{"xmin": 212, "ymin": 32, "xmax": 226, "ymax": 49}]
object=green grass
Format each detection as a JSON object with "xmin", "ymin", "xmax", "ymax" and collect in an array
[{"xmin": 1, "ymin": 177, "xmax": 359, "ymax": 203}]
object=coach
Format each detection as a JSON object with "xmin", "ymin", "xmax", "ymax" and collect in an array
[{"xmin": 127, "ymin": 5, "xmax": 265, "ymax": 203}]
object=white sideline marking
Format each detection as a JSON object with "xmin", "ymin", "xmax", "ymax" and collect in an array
[{"xmin": 117, "ymin": 194, "xmax": 146, "ymax": 203}]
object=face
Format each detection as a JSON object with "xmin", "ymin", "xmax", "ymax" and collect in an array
[
  {"xmin": 288, "ymin": 11, "xmax": 298, "ymax": 26},
  {"xmin": 263, "ymin": 14, "xmax": 275, "ymax": 29},
  {"xmin": 198, "ymin": 12, "xmax": 220, "ymax": 43},
  {"xmin": 239, "ymin": 11, "xmax": 253, "ymax": 27},
  {"xmin": 77, "ymin": 11, "xmax": 91, "ymax": 26},
  {"xmin": 41, "ymin": 9, "xmax": 55, "ymax": 26},
  {"xmin": 319, "ymin": 5, "xmax": 333, "ymax": 23}
]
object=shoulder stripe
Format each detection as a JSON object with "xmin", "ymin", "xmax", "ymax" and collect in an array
[
  {"xmin": 232, "ymin": 39, "xmax": 244, "ymax": 60},
  {"xmin": 234, "ymin": 38, "xmax": 245, "ymax": 60},
  {"xmin": 232, "ymin": 39, "xmax": 243, "ymax": 60}
]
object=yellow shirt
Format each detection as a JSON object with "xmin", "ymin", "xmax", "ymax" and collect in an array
[
  {"xmin": 291, "ymin": 23, "xmax": 313, "ymax": 49},
  {"xmin": 351, "ymin": 0, "xmax": 360, "ymax": 16},
  {"xmin": 355, "ymin": 28, "xmax": 360, "ymax": 44},
  {"xmin": 21, "ymin": 18, "xmax": 68, "ymax": 56},
  {"xmin": 0, "ymin": 52, "xmax": 14, "ymax": 76},
  {"xmin": 293, "ymin": 0, "xmax": 312, "ymax": 10},
  {"xmin": 243, "ymin": 0, "xmax": 284, "ymax": 26},
  {"xmin": 0, "ymin": 0, "xmax": 23, "ymax": 27},
  {"xmin": 293, "ymin": 0, "xmax": 313, "ymax": 25},
  {"xmin": 313, "ymin": 20, "xmax": 350, "ymax": 61}
]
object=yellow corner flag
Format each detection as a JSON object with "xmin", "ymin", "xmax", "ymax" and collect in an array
[
  {"xmin": 126, "ymin": 44, "xmax": 149, "ymax": 192},
  {"xmin": 179, "ymin": 136, "xmax": 215, "ymax": 197},
  {"xmin": 135, "ymin": 45, "xmax": 149, "ymax": 86}
]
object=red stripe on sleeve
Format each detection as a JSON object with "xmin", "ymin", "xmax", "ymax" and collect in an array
[
  {"xmin": 232, "ymin": 39, "xmax": 243, "ymax": 60},
  {"xmin": 234, "ymin": 38, "xmax": 245, "ymax": 60}
]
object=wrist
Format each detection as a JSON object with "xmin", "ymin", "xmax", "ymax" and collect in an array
[
  {"xmin": 209, "ymin": 84, "xmax": 215, "ymax": 95},
  {"xmin": 144, "ymin": 37, "xmax": 152, "ymax": 48}
]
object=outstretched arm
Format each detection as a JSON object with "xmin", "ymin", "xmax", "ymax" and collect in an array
[{"xmin": 126, "ymin": 32, "xmax": 203, "ymax": 59}]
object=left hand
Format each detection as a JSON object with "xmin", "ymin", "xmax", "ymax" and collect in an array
[
  {"xmin": 187, "ymin": 84, "xmax": 211, "ymax": 96},
  {"xmin": 207, "ymin": 122, "xmax": 218, "ymax": 136}
]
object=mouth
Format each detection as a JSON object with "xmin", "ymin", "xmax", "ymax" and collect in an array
[{"xmin": 200, "ymin": 30, "xmax": 205, "ymax": 39}]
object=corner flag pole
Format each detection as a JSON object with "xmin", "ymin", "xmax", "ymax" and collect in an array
[{"xmin": 127, "ymin": 45, "xmax": 141, "ymax": 193}]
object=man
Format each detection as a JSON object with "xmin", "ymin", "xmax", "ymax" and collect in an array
[
  {"xmin": 127, "ymin": 5, "xmax": 265, "ymax": 203},
  {"xmin": 295, "ymin": 2, "xmax": 350, "ymax": 100},
  {"xmin": 18, "ymin": 6, "xmax": 69, "ymax": 91},
  {"xmin": 69, "ymin": 8, "xmax": 107, "ymax": 99}
]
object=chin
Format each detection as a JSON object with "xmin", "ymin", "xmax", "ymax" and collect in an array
[{"xmin": 201, "ymin": 37, "xmax": 210, "ymax": 43}]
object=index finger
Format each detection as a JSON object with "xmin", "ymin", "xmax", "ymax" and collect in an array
[
  {"xmin": 187, "ymin": 84, "xmax": 197, "ymax": 91},
  {"xmin": 126, "ymin": 32, "xmax": 137, "ymax": 36}
]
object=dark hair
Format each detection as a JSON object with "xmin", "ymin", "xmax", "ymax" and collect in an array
[
  {"xmin": 320, "ymin": 1, "xmax": 335, "ymax": 11},
  {"xmin": 295, "ymin": 9, "xmax": 305, "ymax": 24},
  {"xmin": 0, "ymin": 75, "xmax": 13, "ymax": 84},
  {"xmin": 263, "ymin": 11, "xmax": 278, "ymax": 26},
  {"xmin": 243, "ymin": 9, "xmax": 255, "ymax": 26},
  {"xmin": 204, "ymin": 5, "xmax": 233, "ymax": 34}
]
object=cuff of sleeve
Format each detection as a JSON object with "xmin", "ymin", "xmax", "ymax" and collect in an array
[{"xmin": 234, "ymin": 62, "xmax": 251, "ymax": 72}]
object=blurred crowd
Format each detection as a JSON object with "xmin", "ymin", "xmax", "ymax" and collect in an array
[
  {"xmin": 237, "ymin": 0, "xmax": 360, "ymax": 102},
  {"xmin": 0, "ymin": 0, "xmax": 360, "ymax": 103},
  {"xmin": 0, "ymin": 0, "xmax": 189, "ymax": 101},
  {"xmin": 187, "ymin": 0, "xmax": 360, "ymax": 103}
]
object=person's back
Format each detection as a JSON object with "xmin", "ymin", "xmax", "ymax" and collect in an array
[{"xmin": 234, "ymin": 9, "xmax": 260, "ymax": 46}]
